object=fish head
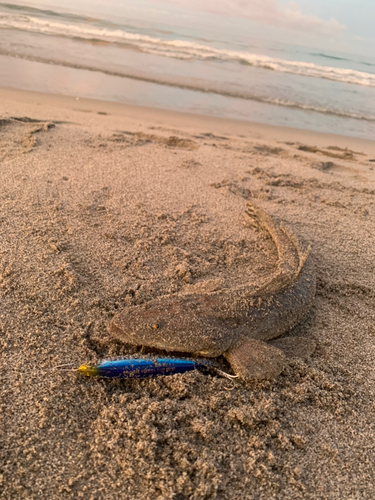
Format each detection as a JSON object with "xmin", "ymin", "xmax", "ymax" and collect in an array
[{"xmin": 108, "ymin": 293, "xmax": 232, "ymax": 356}]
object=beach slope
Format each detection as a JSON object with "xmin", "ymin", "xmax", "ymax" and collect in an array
[{"xmin": 1, "ymin": 87, "xmax": 374, "ymax": 500}]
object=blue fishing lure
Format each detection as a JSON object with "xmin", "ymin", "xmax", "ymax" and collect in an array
[{"xmin": 78, "ymin": 357, "xmax": 214, "ymax": 379}]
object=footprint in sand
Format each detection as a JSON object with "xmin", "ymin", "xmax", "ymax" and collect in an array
[
  {"xmin": 0, "ymin": 117, "xmax": 55, "ymax": 160},
  {"xmin": 297, "ymin": 144, "xmax": 365, "ymax": 161},
  {"xmin": 104, "ymin": 131, "xmax": 198, "ymax": 150}
]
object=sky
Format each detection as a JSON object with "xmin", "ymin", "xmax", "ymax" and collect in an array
[{"xmin": 5, "ymin": 0, "xmax": 375, "ymax": 57}]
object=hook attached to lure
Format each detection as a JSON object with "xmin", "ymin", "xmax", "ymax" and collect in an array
[{"xmin": 78, "ymin": 356, "xmax": 238, "ymax": 380}]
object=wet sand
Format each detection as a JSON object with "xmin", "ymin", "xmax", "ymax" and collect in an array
[{"xmin": 1, "ymin": 87, "xmax": 374, "ymax": 499}]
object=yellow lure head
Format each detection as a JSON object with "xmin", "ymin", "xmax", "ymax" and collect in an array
[{"xmin": 78, "ymin": 364, "xmax": 98, "ymax": 377}]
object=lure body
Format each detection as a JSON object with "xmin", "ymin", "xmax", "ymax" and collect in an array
[{"xmin": 78, "ymin": 357, "xmax": 213, "ymax": 379}]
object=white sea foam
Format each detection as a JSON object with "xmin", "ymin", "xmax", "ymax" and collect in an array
[
  {"xmin": 0, "ymin": 46, "xmax": 374, "ymax": 124},
  {"xmin": 1, "ymin": 12, "xmax": 375, "ymax": 88}
]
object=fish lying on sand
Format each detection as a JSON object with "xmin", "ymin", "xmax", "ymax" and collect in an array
[{"xmin": 108, "ymin": 202, "xmax": 316, "ymax": 380}]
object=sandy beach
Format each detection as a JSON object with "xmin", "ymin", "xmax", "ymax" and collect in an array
[{"xmin": 1, "ymin": 86, "xmax": 374, "ymax": 499}]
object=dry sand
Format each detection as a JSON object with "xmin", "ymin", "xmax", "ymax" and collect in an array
[{"xmin": 1, "ymin": 87, "xmax": 374, "ymax": 499}]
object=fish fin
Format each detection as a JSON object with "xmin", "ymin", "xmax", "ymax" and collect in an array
[
  {"xmin": 224, "ymin": 337, "xmax": 285, "ymax": 380},
  {"xmin": 244, "ymin": 202, "xmax": 302, "ymax": 296},
  {"xmin": 269, "ymin": 336, "xmax": 316, "ymax": 360}
]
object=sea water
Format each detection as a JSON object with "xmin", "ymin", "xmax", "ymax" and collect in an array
[{"xmin": 1, "ymin": 2, "xmax": 375, "ymax": 139}]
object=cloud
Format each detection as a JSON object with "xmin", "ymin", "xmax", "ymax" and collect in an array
[
  {"xmin": 282, "ymin": 2, "xmax": 345, "ymax": 36},
  {"xmin": 154, "ymin": 0, "xmax": 346, "ymax": 36}
]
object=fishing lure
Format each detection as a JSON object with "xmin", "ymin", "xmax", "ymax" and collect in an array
[
  {"xmin": 1, "ymin": 358, "xmax": 237, "ymax": 381},
  {"xmin": 78, "ymin": 357, "xmax": 217, "ymax": 379}
]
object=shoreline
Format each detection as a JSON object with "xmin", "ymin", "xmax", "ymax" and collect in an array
[{"xmin": 1, "ymin": 85, "xmax": 375, "ymax": 155}]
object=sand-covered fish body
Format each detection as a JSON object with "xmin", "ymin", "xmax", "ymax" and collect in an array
[
  {"xmin": 109, "ymin": 202, "xmax": 317, "ymax": 380},
  {"xmin": 78, "ymin": 357, "xmax": 213, "ymax": 379}
]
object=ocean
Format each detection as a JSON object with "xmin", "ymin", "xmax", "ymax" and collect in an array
[{"xmin": 1, "ymin": 2, "xmax": 375, "ymax": 139}]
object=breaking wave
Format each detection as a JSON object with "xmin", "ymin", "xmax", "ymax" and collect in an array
[
  {"xmin": 1, "ymin": 48, "xmax": 374, "ymax": 123},
  {"xmin": 1, "ymin": 10, "xmax": 375, "ymax": 88}
]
